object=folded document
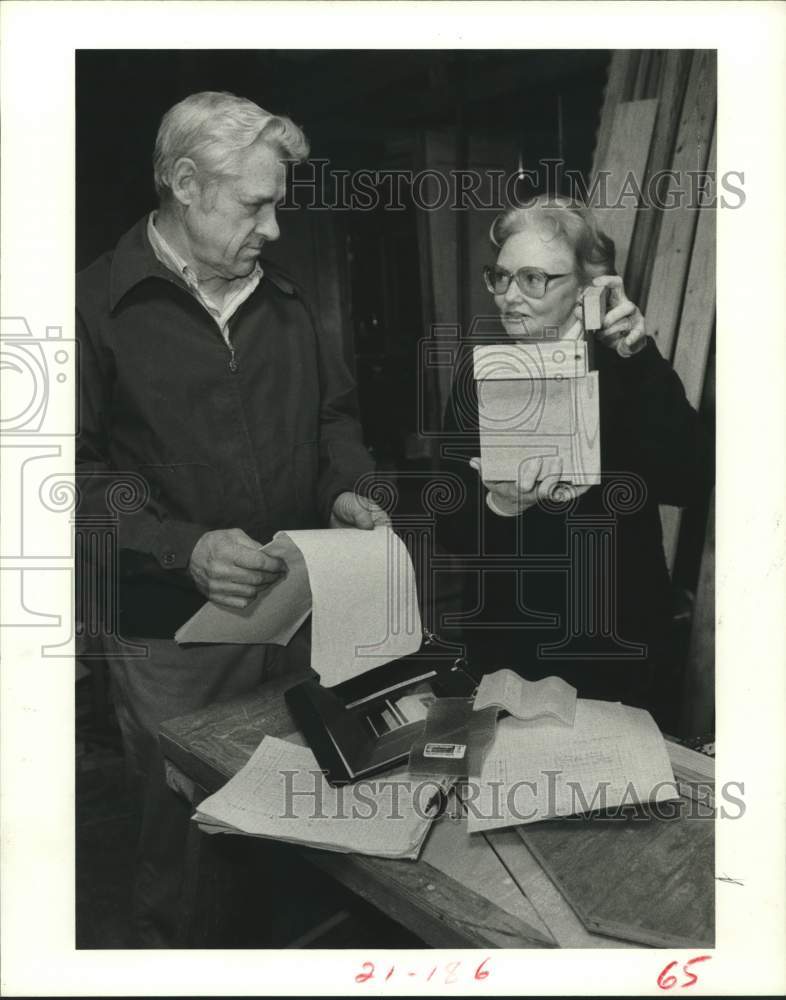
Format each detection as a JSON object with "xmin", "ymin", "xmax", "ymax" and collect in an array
[
  {"xmin": 467, "ymin": 699, "xmax": 679, "ymax": 834},
  {"xmin": 193, "ymin": 736, "xmax": 444, "ymax": 860},
  {"xmin": 474, "ymin": 670, "xmax": 577, "ymax": 726}
]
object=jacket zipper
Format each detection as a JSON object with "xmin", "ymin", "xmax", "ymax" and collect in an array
[
  {"xmin": 160, "ymin": 273, "xmax": 240, "ymax": 373},
  {"xmin": 226, "ymin": 313, "xmax": 241, "ymax": 373}
]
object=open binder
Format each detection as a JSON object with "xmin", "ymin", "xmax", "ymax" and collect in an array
[{"xmin": 285, "ymin": 631, "xmax": 479, "ymax": 785}]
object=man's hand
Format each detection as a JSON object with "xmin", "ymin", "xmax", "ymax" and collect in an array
[
  {"xmin": 470, "ymin": 456, "xmax": 590, "ymax": 516},
  {"xmin": 577, "ymin": 275, "xmax": 647, "ymax": 358},
  {"xmin": 188, "ymin": 527, "xmax": 285, "ymax": 609},
  {"xmin": 329, "ymin": 491, "xmax": 391, "ymax": 530}
]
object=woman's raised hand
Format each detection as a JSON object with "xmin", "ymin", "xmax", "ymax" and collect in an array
[{"xmin": 577, "ymin": 274, "xmax": 647, "ymax": 357}]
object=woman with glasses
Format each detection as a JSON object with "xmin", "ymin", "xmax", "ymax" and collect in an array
[{"xmin": 436, "ymin": 196, "xmax": 709, "ymax": 713}]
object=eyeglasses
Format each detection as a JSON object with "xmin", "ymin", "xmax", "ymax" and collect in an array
[{"xmin": 482, "ymin": 265, "xmax": 572, "ymax": 299}]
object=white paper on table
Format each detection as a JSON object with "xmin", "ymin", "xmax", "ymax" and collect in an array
[
  {"xmin": 466, "ymin": 699, "xmax": 679, "ymax": 834},
  {"xmin": 192, "ymin": 736, "xmax": 439, "ymax": 859},
  {"xmin": 283, "ymin": 525, "xmax": 422, "ymax": 687},
  {"xmin": 174, "ymin": 534, "xmax": 312, "ymax": 645},
  {"xmin": 474, "ymin": 670, "xmax": 577, "ymax": 726}
]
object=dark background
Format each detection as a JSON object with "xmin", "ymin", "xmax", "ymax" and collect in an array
[{"xmin": 76, "ymin": 49, "xmax": 609, "ymax": 266}]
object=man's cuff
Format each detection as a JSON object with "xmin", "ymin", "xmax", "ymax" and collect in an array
[
  {"xmin": 152, "ymin": 520, "xmax": 209, "ymax": 571},
  {"xmin": 319, "ymin": 474, "xmax": 374, "ymax": 526},
  {"xmin": 317, "ymin": 442, "xmax": 375, "ymax": 525}
]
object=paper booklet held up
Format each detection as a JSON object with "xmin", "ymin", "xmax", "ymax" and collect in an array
[{"xmin": 175, "ymin": 525, "xmax": 423, "ymax": 688}]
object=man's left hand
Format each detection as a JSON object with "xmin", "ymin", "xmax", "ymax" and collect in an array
[{"xmin": 329, "ymin": 491, "xmax": 391, "ymax": 530}]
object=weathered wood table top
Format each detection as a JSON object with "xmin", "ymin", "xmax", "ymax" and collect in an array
[{"xmin": 160, "ymin": 670, "xmax": 712, "ymax": 950}]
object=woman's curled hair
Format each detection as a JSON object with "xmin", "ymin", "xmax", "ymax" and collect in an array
[{"xmin": 490, "ymin": 195, "xmax": 616, "ymax": 282}]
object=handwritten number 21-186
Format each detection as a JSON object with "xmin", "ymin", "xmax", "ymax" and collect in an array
[{"xmin": 355, "ymin": 958, "xmax": 491, "ymax": 984}]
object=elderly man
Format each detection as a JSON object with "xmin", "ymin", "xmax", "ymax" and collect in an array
[{"xmin": 76, "ymin": 92, "xmax": 382, "ymax": 946}]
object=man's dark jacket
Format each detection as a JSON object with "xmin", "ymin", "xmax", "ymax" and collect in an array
[
  {"xmin": 435, "ymin": 335, "xmax": 712, "ymax": 703},
  {"xmin": 76, "ymin": 217, "xmax": 373, "ymax": 638}
]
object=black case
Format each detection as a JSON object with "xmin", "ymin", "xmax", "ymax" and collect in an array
[{"xmin": 285, "ymin": 632, "xmax": 478, "ymax": 786}]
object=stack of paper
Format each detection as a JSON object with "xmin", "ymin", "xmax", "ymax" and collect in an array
[
  {"xmin": 283, "ymin": 527, "xmax": 422, "ymax": 686},
  {"xmin": 175, "ymin": 526, "xmax": 423, "ymax": 688},
  {"xmin": 467, "ymin": 699, "xmax": 679, "ymax": 834},
  {"xmin": 666, "ymin": 740, "xmax": 715, "ymax": 807},
  {"xmin": 193, "ymin": 736, "xmax": 444, "ymax": 860}
]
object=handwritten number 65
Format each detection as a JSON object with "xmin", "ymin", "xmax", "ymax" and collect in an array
[{"xmin": 657, "ymin": 955, "xmax": 712, "ymax": 990}]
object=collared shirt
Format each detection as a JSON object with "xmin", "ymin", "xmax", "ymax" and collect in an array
[{"xmin": 146, "ymin": 212, "xmax": 263, "ymax": 345}]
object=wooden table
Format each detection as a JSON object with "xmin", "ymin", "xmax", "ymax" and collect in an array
[{"xmin": 160, "ymin": 670, "xmax": 713, "ymax": 950}]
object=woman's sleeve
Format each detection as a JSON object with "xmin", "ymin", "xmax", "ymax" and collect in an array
[
  {"xmin": 434, "ymin": 375, "xmax": 481, "ymax": 554},
  {"xmin": 600, "ymin": 337, "xmax": 713, "ymax": 508}
]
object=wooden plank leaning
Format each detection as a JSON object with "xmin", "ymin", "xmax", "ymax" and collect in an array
[
  {"xmin": 660, "ymin": 121, "xmax": 716, "ymax": 572},
  {"xmin": 593, "ymin": 99, "xmax": 660, "ymax": 279},
  {"xmin": 645, "ymin": 50, "xmax": 717, "ymax": 363}
]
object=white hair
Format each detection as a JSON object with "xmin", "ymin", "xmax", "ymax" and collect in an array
[
  {"xmin": 153, "ymin": 91, "xmax": 310, "ymax": 201},
  {"xmin": 489, "ymin": 194, "xmax": 616, "ymax": 282}
]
